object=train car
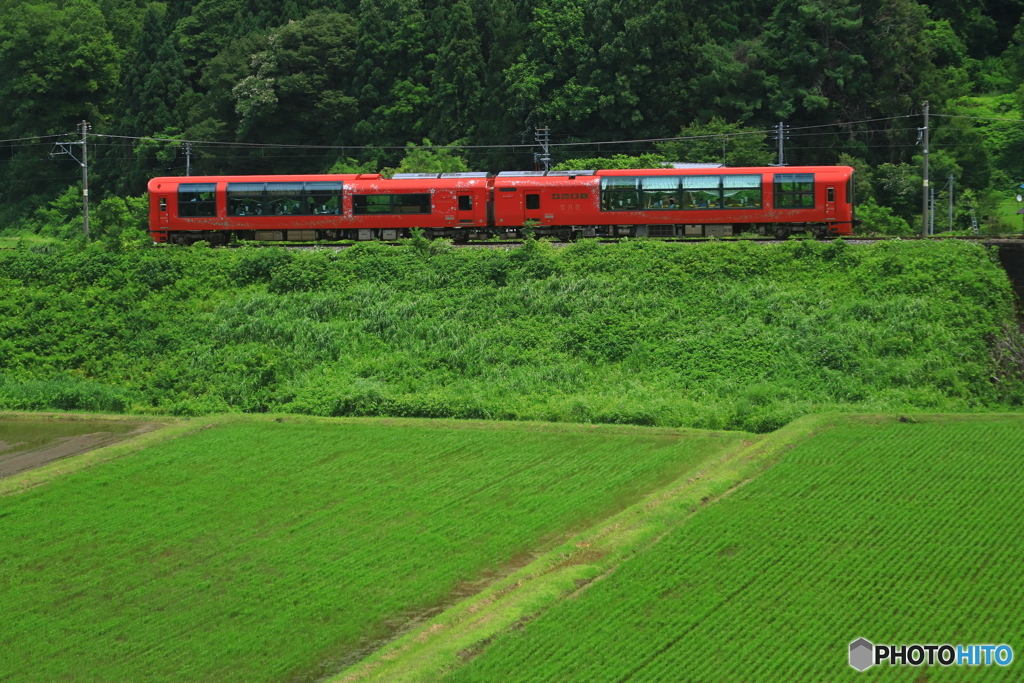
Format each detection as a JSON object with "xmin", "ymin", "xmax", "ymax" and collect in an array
[
  {"xmin": 344, "ymin": 173, "xmax": 491, "ymax": 241},
  {"xmin": 491, "ymin": 166, "xmax": 855, "ymax": 239},
  {"xmin": 491, "ymin": 170, "xmax": 597, "ymax": 241},
  {"xmin": 147, "ymin": 172, "xmax": 491, "ymax": 244},
  {"xmin": 149, "ymin": 174, "xmax": 369, "ymax": 245},
  {"xmin": 148, "ymin": 165, "xmax": 855, "ymax": 243}
]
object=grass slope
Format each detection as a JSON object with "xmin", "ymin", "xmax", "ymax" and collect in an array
[
  {"xmin": 0, "ymin": 240, "xmax": 1020, "ymax": 431},
  {"xmin": 444, "ymin": 414, "xmax": 1024, "ymax": 682},
  {"xmin": 0, "ymin": 415, "xmax": 748, "ymax": 683}
]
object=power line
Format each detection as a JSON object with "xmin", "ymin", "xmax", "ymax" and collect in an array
[
  {"xmin": 80, "ymin": 114, "xmax": 918, "ymax": 152},
  {"xmin": 0, "ymin": 134, "xmax": 73, "ymax": 144},
  {"xmin": 932, "ymin": 114, "xmax": 1024, "ymax": 123}
]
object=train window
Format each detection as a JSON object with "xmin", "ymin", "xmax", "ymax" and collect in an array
[
  {"xmin": 227, "ymin": 183, "xmax": 266, "ymax": 216},
  {"xmin": 526, "ymin": 194, "xmax": 540, "ymax": 210},
  {"xmin": 600, "ymin": 176, "xmax": 639, "ymax": 211},
  {"xmin": 265, "ymin": 182, "xmax": 305, "ymax": 216},
  {"xmin": 723, "ymin": 175, "xmax": 762, "ymax": 209},
  {"xmin": 353, "ymin": 195, "xmax": 392, "ymax": 214},
  {"xmin": 159, "ymin": 198, "xmax": 166, "ymax": 212},
  {"xmin": 828, "ymin": 187, "xmax": 835, "ymax": 202},
  {"xmin": 601, "ymin": 177, "xmax": 639, "ymax": 189},
  {"xmin": 306, "ymin": 181, "xmax": 341, "ymax": 215},
  {"xmin": 681, "ymin": 176, "xmax": 721, "ymax": 209},
  {"xmin": 178, "ymin": 183, "xmax": 217, "ymax": 217},
  {"xmin": 227, "ymin": 181, "xmax": 343, "ymax": 216},
  {"xmin": 353, "ymin": 193, "xmax": 431, "ymax": 215},
  {"xmin": 394, "ymin": 194, "xmax": 431, "ymax": 214},
  {"xmin": 641, "ymin": 176, "xmax": 680, "ymax": 209},
  {"xmin": 458, "ymin": 195, "xmax": 472, "ymax": 211},
  {"xmin": 774, "ymin": 174, "xmax": 815, "ymax": 208}
]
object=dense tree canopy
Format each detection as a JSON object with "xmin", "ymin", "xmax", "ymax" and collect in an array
[{"xmin": 1, "ymin": 0, "xmax": 1024, "ymax": 231}]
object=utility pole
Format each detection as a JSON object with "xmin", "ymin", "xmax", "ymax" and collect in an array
[
  {"xmin": 534, "ymin": 127, "xmax": 551, "ymax": 172},
  {"xmin": 930, "ymin": 186, "xmax": 935, "ymax": 235},
  {"xmin": 948, "ymin": 175, "xmax": 954, "ymax": 232},
  {"xmin": 921, "ymin": 101, "xmax": 929, "ymax": 237},
  {"xmin": 80, "ymin": 120, "xmax": 89, "ymax": 239},
  {"xmin": 53, "ymin": 121, "xmax": 91, "ymax": 238},
  {"xmin": 183, "ymin": 141, "xmax": 193, "ymax": 176},
  {"xmin": 775, "ymin": 122, "xmax": 787, "ymax": 166}
]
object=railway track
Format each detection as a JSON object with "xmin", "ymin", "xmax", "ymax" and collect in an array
[
  {"xmin": 3, "ymin": 235, "xmax": 1019, "ymax": 252},
  {"xmin": 211, "ymin": 234, "xmax": 1022, "ymax": 249}
]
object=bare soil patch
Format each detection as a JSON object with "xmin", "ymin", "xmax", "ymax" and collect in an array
[{"xmin": 0, "ymin": 419, "xmax": 161, "ymax": 478}]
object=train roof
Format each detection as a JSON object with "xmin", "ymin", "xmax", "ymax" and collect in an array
[
  {"xmin": 595, "ymin": 165, "xmax": 854, "ymax": 176},
  {"xmin": 149, "ymin": 166, "xmax": 855, "ymax": 193},
  {"xmin": 148, "ymin": 174, "xmax": 380, "ymax": 191},
  {"xmin": 147, "ymin": 173, "xmax": 495, "ymax": 191}
]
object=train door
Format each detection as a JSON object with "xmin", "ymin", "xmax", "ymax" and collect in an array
[
  {"xmin": 158, "ymin": 196, "xmax": 169, "ymax": 227},
  {"xmin": 457, "ymin": 193, "xmax": 475, "ymax": 226},
  {"xmin": 493, "ymin": 187, "xmax": 521, "ymax": 229},
  {"xmin": 524, "ymin": 191, "xmax": 542, "ymax": 224},
  {"xmin": 825, "ymin": 186, "xmax": 836, "ymax": 221}
]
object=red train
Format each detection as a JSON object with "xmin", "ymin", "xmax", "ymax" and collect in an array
[{"xmin": 147, "ymin": 165, "xmax": 855, "ymax": 244}]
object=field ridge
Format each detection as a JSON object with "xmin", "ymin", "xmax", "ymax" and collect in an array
[
  {"xmin": 444, "ymin": 412, "xmax": 1024, "ymax": 682},
  {"xmin": 0, "ymin": 413, "xmax": 751, "ymax": 683},
  {"xmin": 330, "ymin": 413, "xmax": 845, "ymax": 682}
]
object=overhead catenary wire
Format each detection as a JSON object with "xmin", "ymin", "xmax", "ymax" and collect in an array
[
  {"xmin": 931, "ymin": 113, "xmax": 1024, "ymax": 123},
  {"xmin": 78, "ymin": 114, "xmax": 919, "ymax": 152},
  {"xmin": 0, "ymin": 114, "xmax": 975, "ymax": 159},
  {"xmin": 0, "ymin": 134, "xmax": 75, "ymax": 144},
  {"xmin": 2, "ymin": 112, "xmax": 946, "ymax": 189}
]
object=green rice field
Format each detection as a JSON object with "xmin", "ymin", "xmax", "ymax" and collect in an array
[
  {"xmin": 444, "ymin": 414, "xmax": 1024, "ymax": 682},
  {"xmin": 0, "ymin": 416, "xmax": 749, "ymax": 683}
]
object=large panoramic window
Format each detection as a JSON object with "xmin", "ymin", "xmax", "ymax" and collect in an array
[
  {"xmin": 226, "ymin": 181, "xmax": 343, "ymax": 216},
  {"xmin": 601, "ymin": 174, "xmax": 764, "ymax": 211},
  {"xmin": 680, "ymin": 176, "xmax": 721, "ymax": 209},
  {"xmin": 264, "ymin": 183, "xmax": 304, "ymax": 216},
  {"xmin": 226, "ymin": 183, "xmax": 264, "ymax": 216},
  {"xmin": 600, "ymin": 177, "xmax": 640, "ymax": 211},
  {"xmin": 774, "ymin": 174, "xmax": 815, "ymax": 208},
  {"xmin": 722, "ymin": 175, "xmax": 762, "ymax": 209},
  {"xmin": 641, "ymin": 176, "xmax": 681, "ymax": 209},
  {"xmin": 177, "ymin": 183, "xmax": 217, "ymax": 217},
  {"xmin": 306, "ymin": 182, "xmax": 342, "ymax": 215}
]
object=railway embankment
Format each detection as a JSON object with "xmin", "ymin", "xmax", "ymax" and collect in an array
[{"xmin": 0, "ymin": 238, "xmax": 1020, "ymax": 431}]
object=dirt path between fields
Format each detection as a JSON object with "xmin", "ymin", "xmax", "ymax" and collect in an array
[{"xmin": 0, "ymin": 420, "xmax": 162, "ymax": 478}]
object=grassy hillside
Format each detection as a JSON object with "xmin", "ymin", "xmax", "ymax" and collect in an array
[
  {"xmin": 0, "ymin": 239, "xmax": 1020, "ymax": 432},
  {"xmin": 0, "ymin": 415, "xmax": 748, "ymax": 683},
  {"xmin": 442, "ymin": 414, "xmax": 1024, "ymax": 682}
]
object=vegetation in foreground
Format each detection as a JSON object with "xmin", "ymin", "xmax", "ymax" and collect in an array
[
  {"xmin": 0, "ymin": 415, "xmax": 746, "ymax": 683},
  {"xmin": 0, "ymin": 239, "xmax": 1020, "ymax": 432},
  {"xmin": 444, "ymin": 414, "xmax": 1024, "ymax": 682}
]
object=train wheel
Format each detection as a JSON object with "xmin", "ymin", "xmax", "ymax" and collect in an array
[{"xmin": 773, "ymin": 225, "xmax": 792, "ymax": 239}]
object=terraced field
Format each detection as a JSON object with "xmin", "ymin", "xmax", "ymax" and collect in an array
[
  {"xmin": 0, "ymin": 415, "xmax": 749, "ymax": 683},
  {"xmin": 443, "ymin": 414, "xmax": 1024, "ymax": 682}
]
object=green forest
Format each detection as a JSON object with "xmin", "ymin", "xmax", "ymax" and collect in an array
[{"xmin": 3, "ymin": 0, "xmax": 1024, "ymax": 235}]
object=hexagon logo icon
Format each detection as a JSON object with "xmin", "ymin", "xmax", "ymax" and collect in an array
[{"xmin": 849, "ymin": 638, "xmax": 874, "ymax": 671}]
